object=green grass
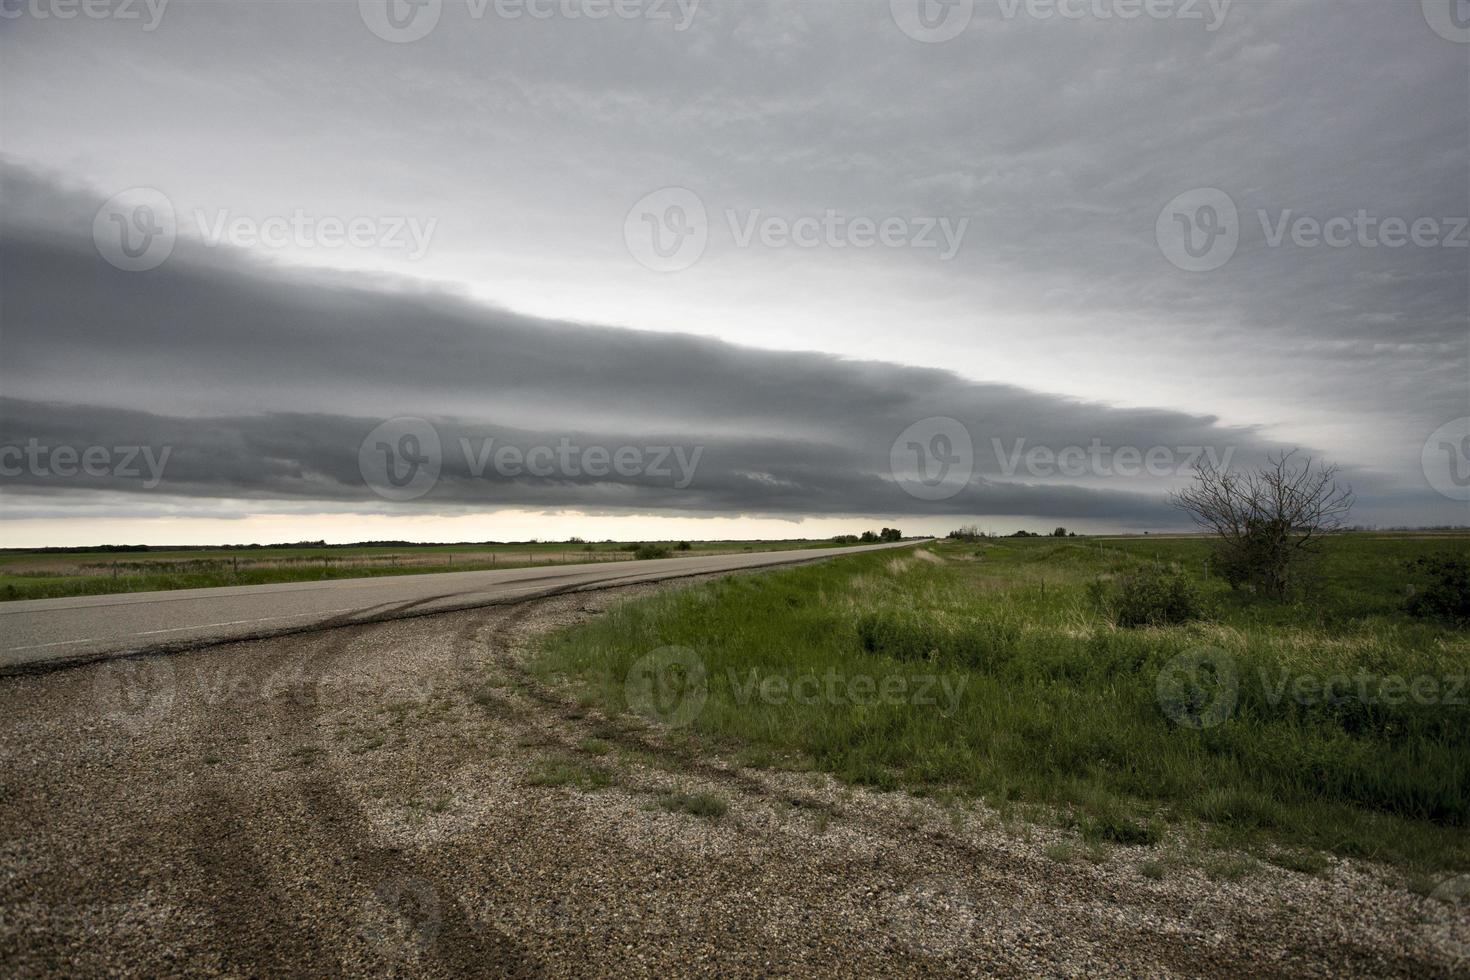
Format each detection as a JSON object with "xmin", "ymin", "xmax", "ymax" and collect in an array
[
  {"xmin": 0, "ymin": 538, "xmax": 861, "ymax": 602},
  {"xmin": 1137, "ymin": 858, "xmax": 1168, "ymax": 879},
  {"xmin": 525, "ymin": 757, "xmax": 613, "ymax": 791},
  {"xmin": 1044, "ymin": 842, "xmax": 1078, "ymax": 863},
  {"xmin": 533, "ymin": 533, "xmax": 1470, "ymax": 873},
  {"xmin": 1266, "ymin": 850, "xmax": 1331, "ymax": 875},
  {"xmin": 656, "ymin": 790, "xmax": 728, "ymax": 819}
]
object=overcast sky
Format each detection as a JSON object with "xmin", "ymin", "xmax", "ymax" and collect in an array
[{"xmin": 1, "ymin": 0, "xmax": 1466, "ymax": 545}]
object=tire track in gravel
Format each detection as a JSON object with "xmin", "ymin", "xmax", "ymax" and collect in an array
[
  {"xmin": 186, "ymin": 785, "xmax": 346, "ymax": 977},
  {"xmin": 184, "ymin": 613, "xmax": 537, "ymax": 978}
]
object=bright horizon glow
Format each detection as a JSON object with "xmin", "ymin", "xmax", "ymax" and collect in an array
[{"xmin": 0, "ymin": 510, "xmax": 1165, "ymax": 550}]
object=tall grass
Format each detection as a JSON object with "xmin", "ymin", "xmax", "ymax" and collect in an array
[{"xmin": 534, "ymin": 535, "xmax": 1470, "ymax": 870}]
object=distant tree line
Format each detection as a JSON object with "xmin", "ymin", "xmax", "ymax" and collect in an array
[
  {"xmin": 833, "ymin": 528, "xmax": 903, "ymax": 544},
  {"xmin": 946, "ymin": 525, "xmax": 1076, "ymax": 541}
]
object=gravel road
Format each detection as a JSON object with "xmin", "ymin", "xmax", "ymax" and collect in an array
[{"xmin": 2, "ymin": 576, "xmax": 1466, "ymax": 978}]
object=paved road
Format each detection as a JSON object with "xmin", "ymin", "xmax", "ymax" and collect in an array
[{"xmin": 0, "ymin": 540, "xmax": 919, "ymax": 673}]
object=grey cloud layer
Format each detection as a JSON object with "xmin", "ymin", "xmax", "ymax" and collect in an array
[
  {"xmin": 0, "ymin": 165, "xmax": 1299, "ymax": 524},
  {"xmin": 3, "ymin": 2, "xmax": 1463, "ymax": 425}
]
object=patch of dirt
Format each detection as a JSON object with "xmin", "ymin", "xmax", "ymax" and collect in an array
[{"xmin": 1, "ymin": 575, "xmax": 1465, "ymax": 978}]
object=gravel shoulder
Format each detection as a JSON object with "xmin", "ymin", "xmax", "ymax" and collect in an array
[{"xmin": 2, "ymin": 575, "xmax": 1466, "ymax": 978}]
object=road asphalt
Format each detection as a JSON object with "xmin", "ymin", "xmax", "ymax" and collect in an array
[{"xmin": 0, "ymin": 540, "xmax": 919, "ymax": 674}]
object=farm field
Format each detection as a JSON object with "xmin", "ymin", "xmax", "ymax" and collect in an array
[
  {"xmin": 534, "ymin": 532, "xmax": 1470, "ymax": 878},
  {"xmin": 0, "ymin": 538, "xmax": 856, "ymax": 602}
]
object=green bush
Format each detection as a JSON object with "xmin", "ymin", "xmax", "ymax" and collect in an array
[
  {"xmin": 1090, "ymin": 567, "xmax": 1203, "ymax": 627},
  {"xmin": 633, "ymin": 543, "xmax": 671, "ymax": 560},
  {"xmin": 1405, "ymin": 555, "xmax": 1470, "ymax": 624}
]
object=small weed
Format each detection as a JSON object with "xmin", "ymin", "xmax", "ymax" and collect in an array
[
  {"xmin": 469, "ymin": 686, "xmax": 503, "ymax": 710},
  {"xmin": 1267, "ymin": 850, "xmax": 1330, "ymax": 875},
  {"xmin": 1044, "ymin": 842, "xmax": 1076, "ymax": 863},
  {"xmin": 527, "ymin": 758, "xmax": 612, "ymax": 791},
  {"xmin": 287, "ymin": 745, "xmax": 324, "ymax": 767},
  {"xmin": 657, "ymin": 791, "xmax": 727, "ymax": 819},
  {"xmin": 1080, "ymin": 810, "xmax": 1162, "ymax": 847},
  {"xmin": 1138, "ymin": 859, "xmax": 1168, "ymax": 880},
  {"xmin": 1204, "ymin": 855, "xmax": 1258, "ymax": 882}
]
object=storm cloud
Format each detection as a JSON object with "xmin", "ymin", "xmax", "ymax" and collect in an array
[
  {"xmin": 0, "ymin": 0, "xmax": 1465, "ymax": 537},
  {"xmin": 0, "ymin": 163, "xmax": 1306, "ymax": 526}
]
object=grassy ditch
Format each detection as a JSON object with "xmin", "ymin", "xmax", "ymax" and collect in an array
[{"xmin": 533, "ymin": 534, "xmax": 1470, "ymax": 873}]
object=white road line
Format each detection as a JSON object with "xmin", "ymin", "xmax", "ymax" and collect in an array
[
  {"xmin": 3, "ymin": 604, "xmax": 370, "ymax": 652},
  {"xmin": 3, "ymin": 637, "xmax": 103, "ymax": 651}
]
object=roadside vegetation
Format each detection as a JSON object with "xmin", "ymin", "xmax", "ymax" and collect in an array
[{"xmin": 533, "ymin": 532, "xmax": 1470, "ymax": 874}]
